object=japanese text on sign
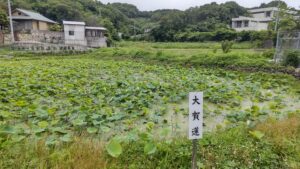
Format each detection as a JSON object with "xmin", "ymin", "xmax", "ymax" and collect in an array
[{"xmin": 189, "ymin": 92, "xmax": 203, "ymax": 140}]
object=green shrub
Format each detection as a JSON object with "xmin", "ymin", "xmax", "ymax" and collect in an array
[
  {"xmin": 212, "ymin": 48, "xmax": 218, "ymax": 53},
  {"xmin": 261, "ymin": 49, "xmax": 275, "ymax": 59},
  {"xmin": 132, "ymin": 50, "xmax": 151, "ymax": 58},
  {"xmin": 175, "ymin": 32, "xmax": 214, "ymax": 42},
  {"xmin": 49, "ymin": 24, "xmax": 62, "ymax": 32},
  {"xmin": 250, "ymin": 31, "xmax": 274, "ymax": 41},
  {"xmin": 253, "ymin": 40, "xmax": 264, "ymax": 48},
  {"xmin": 283, "ymin": 50, "xmax": 300, "ymax": 68},
  {"xmin": 213, "ymin": 29, "xmax": 237, "ymax": 41},
  {"xmin": 156, "ymin": 50, "xmax": 163, "ymax": 57},
  {"xmin": 221, "ymin": 40, "xmax": 234, "ymax": 53},
  {"xmin": 237, "ymin": 31, "xmax": 252, "ymax": 42}
]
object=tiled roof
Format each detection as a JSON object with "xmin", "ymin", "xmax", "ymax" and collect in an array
[{"xmin": 12, "ymin": 8, "xmax": 57, "ymax": 24}]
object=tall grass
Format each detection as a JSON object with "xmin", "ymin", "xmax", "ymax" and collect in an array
[
  {"xmin": 0, "ymin": 138, "xmax": 108, "ymax": 169},
  {"xmin": 117, "ymin": 41, "xmax": 255, "ymax": 49},
  {"xmin": 89, "ymin": 47, "xmax": 293, "ymax": 74},
  {"xmin": 1, "ymin": 115, "xmax": 299, "ymax": 168}
]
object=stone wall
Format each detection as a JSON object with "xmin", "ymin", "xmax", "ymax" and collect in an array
[
  {"xmin": 32, "ymin": 30, "xmax": 64, "ymax": 44},
  {"xmin": 4, "ymin": 34, "xmax": 12, "ymax": 45},
  {"xmin": 2, "ymin": 30, "xmax": 107, "ymax": 48},
  {"xmin": 3, "ymin": 30, "xmax": 64, "ymax": 45},
  {"xmin": 12, "ymin": 42, "xmax": 88, "ymax": 53},
  {"xmin": 18, "ymin": 30, "xmax": 64, "ymax": 44}
]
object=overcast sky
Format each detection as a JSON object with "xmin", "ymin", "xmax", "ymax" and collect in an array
[{"xmin": 99, "ymin": 0, "xmax": 300, "ymax": 11}]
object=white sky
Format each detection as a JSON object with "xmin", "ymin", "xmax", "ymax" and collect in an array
[{"xmin": 99, "ymin": 0, "xmax": 300, "ymax": 11}]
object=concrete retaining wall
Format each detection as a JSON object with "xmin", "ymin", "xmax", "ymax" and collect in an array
[{"xmin": 12, "ymin": 42, "xmax": 88, "ymax": 53}]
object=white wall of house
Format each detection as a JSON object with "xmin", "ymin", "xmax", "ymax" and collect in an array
[
  {"xmin": 64, "ymin": 24, "xmax": 87, "ymax": 46},
  {"xmin": 252, "ymin": 13, "xmax": 266, "ymax": 19},
  {"xmin": 232, "ymin": 7, "xmax": 279, "ymax": 31},
  {"xmin": 252, "ymin": 11, "xmax": 276, "ymax": 19},
  {"xmin": 232, "ymin": 20, "xmax": 269, "ymax": 31},
  {"xmin": 63, "ymin": 21, "xmax": 107, "ymax": 48}
]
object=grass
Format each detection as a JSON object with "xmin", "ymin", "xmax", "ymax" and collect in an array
[
  {"xmin": 2, "ymin": 41, "xmax": 295, "ymax": 75},
  {"xmin": 0, "ymin": 138, "xmax": 108, "ymax": 169},
  {"xmin": 1, "ymin": 114, "xmax": 299, "ymax": 168},
  {"xmin": 117, "ymin": 41, "xmax": 255, "ymax": 49},
  {"xmin": 87, "ymin": 46, "xmax": 295, "ymax": 75}
]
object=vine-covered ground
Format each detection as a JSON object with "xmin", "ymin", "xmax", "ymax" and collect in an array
[{"xmin": 0, "ymin": 45, "xmax": 299, "ymax": 168}]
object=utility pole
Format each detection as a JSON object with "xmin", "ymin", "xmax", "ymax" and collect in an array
[
  {"xmin": 274, "ymin": 0, "xmax": 281, "ymax": 32},
  {"xmin": 273, "ymin": 0, "xmax": 281, "ymax": 62},
  {"xmin": 8, "ymin": 0, "xmax": 14, "ymax": 43}
]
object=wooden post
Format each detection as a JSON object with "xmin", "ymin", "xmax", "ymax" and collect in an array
[{"xmin": 192, "ymin": 139, "xmax": 198, "ymax": 169}]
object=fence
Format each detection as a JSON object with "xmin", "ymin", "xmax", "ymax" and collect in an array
[{"xmin": 274, "ymin": 31, "xmax": 300, "ymax": 63}]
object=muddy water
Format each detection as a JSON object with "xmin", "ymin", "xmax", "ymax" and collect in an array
[{"xmin": 158, "ymin": 90, "xmax": 299, "ymax": 137}]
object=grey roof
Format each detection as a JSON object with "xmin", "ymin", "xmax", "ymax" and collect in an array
[
  {"xmin": 63, "ymin": 21, "xmax": 85, "ymax": 25},
  {"xmin": 85, "ymin": 26, "xmax": 107, "ymax": 31},
  {"xmin": 11, "ymin": 8, "xmax": 57, "ymax": 24},
  {"xmin": 249, "ymin": 7, "xmax": 279, "ymax": 13}
]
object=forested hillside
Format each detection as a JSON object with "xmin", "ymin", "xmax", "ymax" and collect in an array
[{"xmin": 0, "ymin": 0, "xmax": 299, "ymax": 41}]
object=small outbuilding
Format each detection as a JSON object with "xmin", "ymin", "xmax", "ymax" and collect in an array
[{"xmin": 63, "ymin": 21, "xmax": 107, "ymax": 48}]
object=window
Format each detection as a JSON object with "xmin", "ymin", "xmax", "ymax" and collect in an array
[
  {"xmin": 18, "ymin": 12, "xmax": 22, "ymax": 15},
  {"xmin": 69, "ymin": 31, "xmax": 75, "ymax": 36},
  {"xmin": 236, "ymin": 21, "xmax": 242, "ymax": 28},
  {"xmin": 244, "ymin": 21, "xmax": 249, "ymax": 27},
  {"xmin": 266, "ymin": 11, "xmax": 271, "ymax": 17}
]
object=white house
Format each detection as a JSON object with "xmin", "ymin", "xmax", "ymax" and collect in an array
[
  {"xmin": 63, "ymin": 21, "xmax": 107, "ymax": 48},
  {"xmin": 232, "ymin": 7, "xmax": 278, "ymax": 31}
]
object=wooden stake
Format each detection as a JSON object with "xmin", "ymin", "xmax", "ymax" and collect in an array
[{"xmin": 192, "ymin": 139, "xmax": 198, "ymax": 169}]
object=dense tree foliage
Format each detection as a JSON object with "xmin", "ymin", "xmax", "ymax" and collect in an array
[
  {"xmin": 258, "ymin": 1, "xmax": 288, "ymax": 9},
  {"xmin": 150, "ymin": 2, "xmax": 248, "ymax": 41},
  {"xmin": 0, "ymin": 0, "xmax": 298, "ymax": 42}
]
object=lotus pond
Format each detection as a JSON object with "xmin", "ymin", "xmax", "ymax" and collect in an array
[{"xmin": 0, "ymin": 55, "xmax": 299, "ymax": 144}]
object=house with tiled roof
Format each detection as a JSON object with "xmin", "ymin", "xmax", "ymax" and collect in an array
[{"xmin": 11, "ymin": 8, "xmax": 57, "ymax": 32}]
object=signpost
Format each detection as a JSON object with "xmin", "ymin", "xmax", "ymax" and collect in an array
[{"xmin": 189, "ymin": 92, "xmax": 203, "ymax": 169}]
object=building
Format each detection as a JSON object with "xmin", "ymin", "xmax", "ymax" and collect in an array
[
  {"xmin": 232, "ymin": 7, "xmax": 279, "ymax": 31},
  {"xmin": 232, "ymin": 7, "xmax": 299, "ymax": 32},
  {"xmin": 2, "ymin": 9, "xmax": 107, "ymax": 49},
  {"xmin": 11, "ymin": 8, "xmax": 57, "ymax": 32},
  {"xmin": 63, "ymin": 21, "xmax": 107, "ymax": 48}
]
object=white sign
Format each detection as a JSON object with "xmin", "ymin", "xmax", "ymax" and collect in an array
[{"xmin": 189, "ymin": 92, "xmax": 203, "ymax": 140}]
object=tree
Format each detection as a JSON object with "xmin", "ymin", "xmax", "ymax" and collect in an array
[
  {"xmin": 259, "ymin": 1, "xmax": 288, "ymax": 8},
  {"xmin": 0, "ymin": 9, "xmax": 8, "ymax": 28},
  {"xmin": 269, "ymin": 6, "xmax": 300, "ymax": 31},
  {"xmin": 110, "ymin": 3, "xmax": 139, "ymax": 18}
]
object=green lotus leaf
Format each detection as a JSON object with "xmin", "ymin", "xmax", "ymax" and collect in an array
[
  {"xmin": 38, "ymin": 121, "xmax": 49, "ymax": 128},
  {"xmin": 144, "ymin": 142, "xmax": 157, "ymax": 155},
  {"xmin": 60, "ymin": 134, "xmax": 72, "ymax": 142},
  {"xmin": 87, "ymin": 127, "xmax": 98, "ymax": 134},
  {"xmin": 106, "ymin": 140, "xmax": 122, "ymax": 158}
]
